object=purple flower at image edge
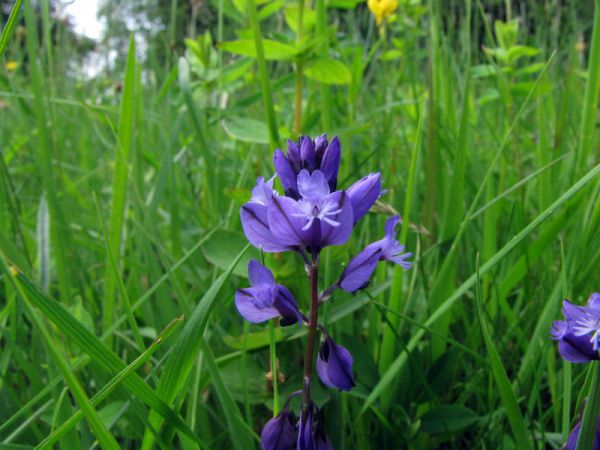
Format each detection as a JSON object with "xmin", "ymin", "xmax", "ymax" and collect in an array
[
  {"xmin": 550, "ymin": 293, "xmax": 600, "ymax": 363},
  {"xmin": 565, "ymin": 415, "xmax": 600, "ymax": 450}
]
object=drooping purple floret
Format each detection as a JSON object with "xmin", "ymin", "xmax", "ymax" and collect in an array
[
  {"xmin": 550, "ymin": 293, "xmax": 600, "ymax": 363},
  {"xmin": 316, "ymin": 334, "xmax": 355, "ymax": 391},
  {"xmin": 338, "ymin": 215, "xmax": 412, "ymax": 292},
  {"xmin": 261, "ymin": 409, "xmax": 297, "ymax": 450},
  {"xmin": 565, "ymin": 415, "xmax": 600, "ymax": 450},
  {"xmin": 346, "ymin": 172, "xmax": 382, "ymax": 224},
  {"xmin": 274, "ymin": 135, "xmax": 341, "ymax": 199},
  {"xmin": 297, "ymin": 405, "xmax": 332, "ymax": 450},
  {"xmin": 235, "ymin": 260, "xmax": 301, "ymax": 326}
]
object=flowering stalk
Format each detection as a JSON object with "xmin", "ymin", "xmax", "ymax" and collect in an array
[
  {"xmin": 235, "ymin": 135, "xmax": 412, "ymax": 449},
  {"xmin": 301, "ymin": 259, "xmax": 319, "ymax": 410}
]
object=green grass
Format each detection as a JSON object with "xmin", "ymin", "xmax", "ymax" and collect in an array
[{"xmin": 1, "ymin": 0, "xmax": 599, "ymax": 448}]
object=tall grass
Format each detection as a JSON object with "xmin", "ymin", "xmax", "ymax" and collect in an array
[{"xmin": 0, "ymin": 0, "xmax": 599, "ymax": 448}]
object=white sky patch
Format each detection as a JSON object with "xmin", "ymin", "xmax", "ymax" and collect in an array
[{"xmin": 62, "ymin": 0, "xmax": 104, "ymax": 40}]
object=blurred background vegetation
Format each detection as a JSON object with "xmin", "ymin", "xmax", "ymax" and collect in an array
[{"xmin": 1, "ymin": 0, "xmax": 599, "ymax": 448}]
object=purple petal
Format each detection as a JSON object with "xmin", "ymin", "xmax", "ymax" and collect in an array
[
  {"xmin": 565, "ymin": 417, "xmax": 600, "ymax": 450},
  {"xmin": 261, "ymin": 410, "xmax": 297, "ymax": 450},
  {"xmin": 297, "ymin": 409, "xmax": 314, "ymax": 450},
  {"xmin": 562, "ymin": 299, "xmax": 588, "ymax": 323},
  {"xmin": 300, "ymin": 136, "xmax": 316, "ymax": 170},
  {"xmin": 274, "ymin": 286, "xmax": 302, "ymax": 326},
  {"xmin": 384, "ymin": 215, "xmax": 400, "ymax": 238},
  {"xmin": 248, "ymin": 259, "xmax": 275, "ymax": 287},
  {"xmin": 320, "ymin": 136, "xmax": 340, "ymax": 192},
  {"xmin": 550, "ymin": 320, "xmax": 568, "ymax": 340},
  {"xmin": 267, "ymin": 196, "xmax": 311, "ymax": 247},
  {"xmin": 320, "ymin": 192, "xmax": 353, "ymax": 248},
  {"xmin": 558, "ymin": 333, "xmax": 600, "ymax": 363},
  {"xmin": 313, "ymin": 408, "xmax": 333, "ymax": 450},
  {"xmin": 314, "ymin": 134, "xmax": 328, "ymax": 162},
  {"xmin": 235, "ymin": 288, "xmax": 280, "ymax": 323},
  {"xmin": 316, "ymin": 336, "xmax": 355, "ymax": 391},
  {"xmin": 588, "ymin": 293, "xmax": 600, "ymax": 310},
  {"xmin": 241, "ymin": 203, "xmax": 290, "ymax": 253},
  {"xmin": 287, "ymin": 139, "xmax": 301, "ymax": 169},
  {"xmin": 339, "ymin": 243, "xmax": 382, "ymax": 292},
  {"xmin": 274, "ymin": 150, "xmax": 299, "ymax": 198},
  {"xmin": 346, "ymin": 173, "xmax": 381, "ymax": 224},
  {"xmin": 297, "ymin": 170, "xmax": 330, "ymax": 202}
]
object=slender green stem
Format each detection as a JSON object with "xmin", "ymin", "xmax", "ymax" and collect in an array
[
  {"xmin": 268, "ymin": 320, "xmax": 279, "ymax": 415},
  {"xmin": 293, "ymin": 0, "xmax": 305, "ymax": 134},
  {"xmin": 575, "ymin": 0, "xmax": 600, "ymax": 173},
  {"xmin": 576, "ymin": 362, "xmax": 600, "ymax": 450},
  {"xmin": 301, "ymin": 260, "xmax": 319, "ymax": 410},
  {"xmin": 246, "ymin": 0, "xmax": 279, "ymax": 147}
]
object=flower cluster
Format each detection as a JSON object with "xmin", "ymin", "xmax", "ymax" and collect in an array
[
  {"xmin": 551, "ymin": 292, "xmax": 600, "ymax": 449},
  {"xmin": 235, "ymin": 135, "xmax": 412, "ymax": 449},
  {"xmin": 551, "ymin": 293, "xmax": 600, "ymax": 363}
]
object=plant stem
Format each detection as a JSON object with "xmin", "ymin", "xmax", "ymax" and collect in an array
[
  {"xmin": 246, "ymin": 0, "xmax": 279, "ymax": 147},
  {"xmin": 268, "ymin": 319, "xmax": 279, "ymax": 415},
  {"xmin": 293, "ymin": 0, "xmax": 305, "ymax": 134},
  {"xmin": 575, "ymin": 362, "xmax": 600, "ymax": 450},
  {"xmin": 575, "ymin": 0, "xmax": 600, "ymax": 173},
  {"xmin": 301, "ymin": 260, "xmax": 319, "ymax": 410}
]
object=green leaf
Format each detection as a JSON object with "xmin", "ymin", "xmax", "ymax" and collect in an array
[
  {"xmin": 304, "ymin": 58, "xmax": 352, "ymax": 85},
  {"xmin": 506, "ymin": 45, "xmax": 540, "ymax": 63},
  {"xmin": 0, "ymin": 0, "xmax": 23, "ymax": 56},
  {"xmin": 420, "ymin": 405, "xmax": 479, "ymax": 435},
  {"xmin": 475, "ymin": 257, "xmax": 532, "ymax": 450},
  {"xmin": 202, "ymin": 229, "xmax": 259, "ymax": 277},
  {"xmin": 284, "ymin": 5, "xmax": 316, "ymax": 32},
  {"xmin": 141, "ymin": 245, "xmax": 250, "ymax": 450},
  {"xmin": 221, "ymin": 116, "xmax": 270, "ymax": 144},
  {"xmin": 219, "ymin": 39, "xmax": 298, "ymax": 60},
  {"xmin": 0, "ymin": 264, "xmax": 203, "ymax": 447},
  {"xmin": 200, "ymin": 340, "xmax": 258, "ymax": 449}
]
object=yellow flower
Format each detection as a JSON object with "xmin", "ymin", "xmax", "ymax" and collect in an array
[
  {"xmin": 367, "ymin": 0, "xmax": 398, "ymax": 25},
  {"xmin": 5, "ymin": 61, "xmax": 18, "ymax": 71}
]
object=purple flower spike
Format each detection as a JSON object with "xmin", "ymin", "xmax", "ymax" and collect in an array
[
  {"xmin": 338, "ymin": 215, "xmax": 411, "ymax": 293},
  {"xmin": 241, "ymin": 177, "xmax": 291, "ymax": 253},
  {"xmin": 273, "ymin": 135, "xmax": 341, "ymax": 200},
  {"xmin": 550, "ymin": 294, "xmax": 600, "ymax": 363},
  {"xmin": 346, "ymin": 173, "xmax": 381, "ymax": 224},
  {"xmin": 316, "ymin": 334, "xmax": 355, "ymax": 391},
  {"xmin": 261, "ymin": 409, "xmax": 297, "ymax": 450},
  {"xmin": 235, "ymin": 260, "xmax": 301, "ymax": 326},
  {"xmin": 565, "ymin": 415, "xmax": 600, "ymax": 450}
]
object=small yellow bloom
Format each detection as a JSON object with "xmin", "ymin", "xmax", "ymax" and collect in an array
[
  {"xmin": 10, "ymin": 266, "xmax": 19, "ymax": 277},
  {"xmin": 367, "ymin": 0, "xmax": 398, "ymax": 25},
  {"xmin": 5, "ymin": 61, "xmax": 18, "ymax": 71}
]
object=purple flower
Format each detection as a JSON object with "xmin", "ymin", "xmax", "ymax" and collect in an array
[
  {"xmin": 565, "ymin": 415, "xmax": 600, "ymax": 450},
  {"xmin": 316, "ymin": 334, "xmax": 355, "ymax": 391},
  {"xmin": 241, "ymin": 177, "xmax": 293, "ymax": 253},
  {"xmin": 267, "ymin": 170, "xmax": 353, "ymax": 254},
  {"xmin": 297, "ymin": 406, "xmax": 332, "ymax": 450},
  {"xmin": 346, "ymin": 173, "xmax": 381, "ymax": 224},
  {"xmin": 551, "ymin": 293, "xmax": 600, "ymax": 363},
  {"xmin": 261, "ymin": 409, "xmax": 297, "ymax": 450},
  {"xmin": 235, "ymin": 260, "xmax": 301, "ymax": 326},
  {"xmin": 297, "ymin": 408, "xmax": 314, "ymax": 450},
  {"xmin": 274, "ymin": 135, "xmax": 341, "ymax": 199},
  {"xmin": 338, "ymin": 215, "xmax": 412, "ymax": 292}
]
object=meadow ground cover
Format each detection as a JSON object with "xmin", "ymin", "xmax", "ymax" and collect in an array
[{"xmin": 0, "ymin": 0, "xmax": 599, "ymax": 448}]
